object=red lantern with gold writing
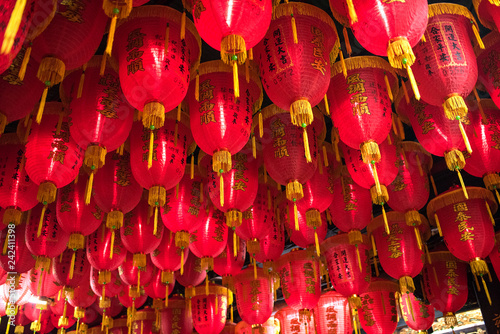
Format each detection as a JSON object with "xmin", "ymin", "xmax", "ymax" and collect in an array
[
  {"xmin": 90, "ymin": 267, "xmax": 124, "ymax": 299},
  {"xmin": 67, "ymin": 281, "xmax": 97, "ymax": 320},
  {"xmin": 144, "ymin": 268, "xmax": 175, "ymax": 305},
  {"xmin": 0, "ymin": 223, "xmax": 35, "ymax": 274},
  {"xmin": 275, "ymin": 306, "xmax": 316, "ymax": 334},
  {"xmin": 400, "ymin": 292, "xmax": 435, "ymax": 333},
  {"xmin": 118, "ymin": 252, "xmax": 154, "ymax": 289},
  {"xmin": 160, "ymin": 295, "xmax": 193, "ymax": 334},
  {"xmin": 52, "ymin": 248, "xmax": 90, "ymax": 294},
  {"xmin": 151, "ymin": 229, "xmax": 188, "ymax": 291},
  {"xmin": 422, "ymin": 251, "xmax": 468, "ymax": 327},
  {"xmin": 86, "ymin": 223, "xmax": 127, "ymax": 276},
  {"xmin": 358, "ymin": 279, "xmax": 398, "ymax": 334},
  {"xmin": 474, "ymin": 31, "xmax": 500, "ymax": 108},
  {"xmin": 286, "ymin": 203, "xmax": 327, "ymax": 256},
  {"xmin": 213, "ymin": 230, "xmax": 246, "ymax": 289},
  {"xmin": 191, "ymin": 285, "xmax": 231, "ymax": 334},
  {"xmin": 313, "ymin": 290, "xmax": 353, "ymax": 334},
  {"xmin": 28, "ymin": 266, "xmax": 61, "ymax": 298},
  {"xmin": 175, "ymin": 252, "xmax": 207, "ymax": 290}
]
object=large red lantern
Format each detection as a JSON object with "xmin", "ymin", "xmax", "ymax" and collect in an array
[
  {"xmin": 52, "ymin": 248, "xmax": 90, "ymax": 295},
  {"xmin": 175, "ymin": 253, "xmax": 206, "ymax": 290},
  {"xmin": 118, "ymin": 252, "xmax": 154, "ymax": 293},
  {"xmin": 368, "ymin": 211, "xmax": 430, "ymax": 294},
  {"xmin": 160, "ymin": 295, "xmax": 193, "ymax": 334},
  {"xmin": 328, "ymin": 56, "xmax": 397, "ymax": 165},
  {"xmin": 286, "ymin": 202, "xmax": 327, "ymax": 255},
  {"xmin": 427, "ymin": 187, "xmax": 496, "ymax": 301},
  {"xmin": 474, "ymin": 31, "xmax": 500, "ymax": 109},
  {"xmin": 191, "ymin": 284, "xmax": 232, "ymax": 334},
  {"xmin": 30, "ymin": 0, "xmax": 108, "ymax": 122},
  {"xmin": 0, "ymin": 223, "xmax": 35, "ymax": 274},
  {"xmin": 275, "ymin": 306, "xmax": 316, "ymax": 334},
  {"xmin": 348, "ymin": 0, "xmax": 428, "ymax": 98},
  {"xmin": 412, "ymin": 3, "xmax": 482, "ymax": 121},
  {"xmin": 400, "ymin": 293, "xmax": 435, "ymax": 333},
  {"xmin": 422, "ymin": 251, "xmax": 468, "ymax": 327},
  {"xmin": 28, "ymin": 266, "xmax": 61, "ymax": 298},
  {"xmin": 254, "ymin": 2, "xmax": 338, "ymax": 146},
  {"xmin": 115, "ymin": 5, "xmax": 201, "ymax": 165},
  {"xmin": 358, "ymin": 279, "xmax": 398, "ymax": 334},
  {"xmin": 313, "ymin": 290, "xmax": 353, "ymax": 334},
  {"xmin": 277, "ymin": 249, "xmax": 321, "ymax": 312},
  {"xmin": 213, "ymin": 230, "xmax": 246, "ymax": 289},
  {"xmin": 0, "ymin": 134, "xmax": 38, "ymax": 226},
  {"xmin": 234, "ymin": 268, "xmax": 275, "ymax": 328}
]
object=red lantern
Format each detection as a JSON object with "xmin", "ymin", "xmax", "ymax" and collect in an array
[
  {"xmin": 160, "ymin": 295, "xmax": 193, "ymax": 334},
  {"xmin": 213, "ymin": 230, "xmax": 246, "ymax": 288},
  {"xmin": 25, "ymin": 303, "xmax": 54, "ymax": 334},
  {"xmin": 412, "ymin": 4, "xmax": 481, "ymax": 121},
  {"xmin": 117, "ymin": 285, "xmax": 148, "ymax": 322},
  {"xmin": 422, "ymin": 251, "xmax": 468, "ymax": 327},
  {"xmin": 118, "ymin": 252, "xmax": 154, "ymax": 292},
  {"xmin": 144, "ymin": 268, "xmax": 175, "ymax": 308},
  {"xmin": 50, "ymin": 310, "xmax": 76, "ymax": 333},
  {"xmin": 427, "ymin": 187, "xmax": 496, "ymax": 300},
  {"xmin": 328, "ymin": 56, "xmax": 397, "ymax": 165},
  {"xmin": 275, "ymin": 306, "xmax": 316, "ymax": 334},
  {"xmin": 474, "ymin": 31, "xmax": 500, "ymax": 109},
  {"xmin": 28, "ymin": 267, "xmax": 61, "ymax": 298},
  {"xmin": 25, "ymin": 103, "xmax": 84, "ymax": 216},
  {"xmin": 368, "ymin": 211, "xmax": 430, "ymax": 294},
  {"xmin": 67, "ymin": 280, "xmax": 97, "ymax": 313},
  {"xmin": 93, "ymin": 150, "xmax": 143, "ymax": 233},
  {"xmin": 348, "ymin": 0, "xmax": 428, "ymax": 98},
  {"xmin": 175, "ymin": 253, "xmax": 207, "ymax": 289},
  {"xmin": 313, "ymin": 290, "xmax": 353, "ymax": 334},
  {"xmin": 151, "ymin": 229, "xmax": 188, "ymax": 288},
  {"xmin": 254, "ymin": 2, "xmax": 338, "ymax": 143},
  {"xmin": 400, "ymin": 293, "xmax": 435, "ymax": 333},
  {"xmin": 96, "ymin": 297, "xmax": 124, "ymax": 333},
  {"xmin": 90, "ymin": 267, "xmax": 124, "ymax": 299},
  {"xmin": 189, "ymin": 206, "xmax": 228, "ymax": 271},
  {"xmin": 222, "ymin": 321, "xmax": 237, "ymax": 334},
  {"xmin": 191, "ymin": 285, "xmax": 232, "ymax": 334},
  {"xmin": 235, "ymin": 317, "xmax": 277, "ymax": 334},
  {"xmin": 234, "ymin": 268, "xmax": 274, "ymax": 327},
  {"xmin": 277, "ymin": 248, "xmax": 321, "ymax": 312},
  {"xmin": 0, "ymin": 272, "xmax": 32, "ymax": 307},
  {"xmin": 358, "ymin": 279, "xmax": 398, "ymax": 334},
  {"xmin": 286, "ymin": 202, "xmax": 327, "ymax": 255},
  {"xmin": 11, "ymin": 304, "xmax": 31, "ymax": 334},
  {"xmin": 95, "ymin": 296, "xmax": 123, "ymax": 318},
  {"xmin": 52, "ymin": 248, "xmax": 90, "ymax": 295},
  {"xmin": 0, "ymin": 223, "xmax": 35, "ymax": 274}
]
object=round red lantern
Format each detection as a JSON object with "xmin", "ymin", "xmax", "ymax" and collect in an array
[
  {"xmin": 400, "ymin": 292, "xmax": 435, "ymax": 333},
  {"xmin": 90, "ymin": 267, "xmax": 124, "ymax": 299},
  {"xmin": 422, "ymin": 251, "xmax": 468, "ymax": 327},
  {"xmin": 175, "ymin": 253, "xmax": 206, "ymax": 290},
  {"xmin": 50, "ymin": 309, "xmax": 76, "ymax": 334},
  {"xmin": 118, "ymin": 252, "xmax": 154, "ymax": 294},
  {"xmin": 191, "ymin": 284, "xmax": 232, "ymax": 334},
  {"xmin": 313, "ymin": 290, "xmax": 353, "ymax": 334},
  {"xmin": 234, "ymin": 268, "xmax": 274, "ymax": 327},
  {"xmin": 0, "ymin": 223, "xmax": 35, "ymax": 274},
  {"xmin": 488, "ymin": 232, "xmax": 500, "ymax": 280},
  {"xmin": 1, "ymin": 272, "xmax": 32, "ymax": 308},
  {"xmin": 95, "ymin": 296, "xmax": 123, "ymax": 318},
  {"xmin": 151, "ymin": 229, "xmax": 188, "ymax": 289},
  {"xmin": 25, "ymin": 303, "xmax": 54, "ymax": 334},
  {"xmin": 349, "ymin": 0, "xmax": 428, "ymax": 98},
  {"xmin": 254, "ymin": 2, "xmax": 338, "ymax": 143},
  {"xmin": 427, "ymin": 187, "xmax": 496, "ymax": 300},
  {"xmin": 275, "ymin": 306, "xmax": 316, "ymax": 334},
  {"xmin": 235, "ymin": 317, "xmax": 277, "ymax": 334},
  {"xmin": 117, "ymin": 285, "xmax": 148, "ymax": 328},
  {"xmin": 358, "ymin": 279, "xmax": 399, "ymax": 334},
  {"xmin": 11, "ymin": 304, "xmax": 31, "ymax": 334},
  {"xmin": 144, "ymin": 268, "xmax": 175, "ymax": 308},
  {"xmin": 160, "ymin": 295, "xmax": 193, "ymax": 334},
  {"xmin": 474, "ymin": 31, "xmax": 500, "ymax": 109},
  {"xmin": 367, "ymin": 211, "xmax": 430, "ymax": 294},
  {"xmin": 67, "ymin": 280, "xmax": 97, "ymax": 313},
  {"xmin": 213, "ymin": 231, "xmax": 246, "ymax": 289},
  {"xmin": 328, "ymin": 56, "xmax": 397, "ymax": 165},
  {"xmin": 52, "ymin": 248, "xmax": 90, "ymax": 295},
  {"xmin": 286, "ymin": 203, "xmax": 328, "ymax": 255},
  {"xmin": 28, "ymin": 266, "xmax": 61, "ymax": 298},
  {"xmin": 276, "ymin": 248, "xmax": 321, "ymax": 312}
]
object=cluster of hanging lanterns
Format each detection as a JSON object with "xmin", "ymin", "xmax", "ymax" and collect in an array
[{"xmin": 1, "ymin": 0, "xmax": 500, "ymax": 334}]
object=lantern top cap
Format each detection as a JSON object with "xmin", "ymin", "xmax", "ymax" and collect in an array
[
  {"xmin": 474, "ymin": 31, "xmax": 500, "ymax": 57},
  {"xmin": 473, "ymin": 0, "xmax": 497, "ymax": 32},
  {"xmin": 110, "ymin": 317, "xmax": 128, "ymax": 329},
  {"xmin": 273, "ymin": 2, "xmax": 337, "ymax": 33},
  {"xmin": 428, "ymin": 4, "xmax": 479, "ymax": 37},
  {"xmin": 276, "ymin": 247, "xmax": 320, "ymax": 267},
  {"xmin": 320, "ymin": 232, "xmax": 369, "ymax": 252},
  {"xmin": 427, "ymin": 250, "xmax": 464, "ymax": 263},
  {"xmin": 399, "ymin": 141, "xmax": 433, "ymax": 172},
  {"xmin": 193, "ymin": 284, "xmax": 233, "ymax": 304},
  {"xmin": 427, "ymin": 186, "xmax": 497, "ymax": 225},
  {"xmin": 364, "ymin": 279, "xmax": 399, "ymax": 293},
  {"xmin": 131, "ymin": 309, "xmax": 156, "ymax": 321},
  {"xmin": 255, "ymin": 104, "xmax": 325, "ymax": 132},
  {"xmin": 367, "ymin": 211, "xmax": 431, "ymax": 240}
]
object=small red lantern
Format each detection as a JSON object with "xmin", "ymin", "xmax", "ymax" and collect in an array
[
  {"xmin": 24, "ymin": 303, "xmax": 54, "ymax": 334},
  {"xmin": 191, "ymin": 284, "xmax": 232, "ymax": 334},
  {"xmin": 11, "ymin": 304, "xmax": 31, "ymax": 334},
  {"xmin": 175, "ymin": 253, "xmax": 206, "ymax": 290},
  {"xmin": 151, "ymin": 229, "xmax": 188, "ymax": 291},
  {"xmin": 90, "ymin": 267, "xmax": 124, "ymax": 299},
  {"xmin": 400, "ymin": 293, "xmax": 435, "ymax": 334},
  {"xmin": 276, "ymin": 248, "xmax": 321, "ymax": 312},
  {"xmin": 254, "ymin": 2, "xmax": 338, "ymax": 145},
  {"xmin": 422, "ymin": 251, "xmax": 468, "ymax": 327},
  {"xmin": 160, "ymin": 295, "xmax": 193, "ymax": 334},
  {"xmin": 427, "ymin": 187, "xmax": 497, "ymax": 302},
  {"xmin": 28, "ymin": 267, "xmax": 61, "ymax": 298},
  {"xmin": 67, "ymin": 281, "xmax": 97, "ymax": 329},
  {"xmin": 313, "ymin": 290, "xmax": 353, "ymax": 334},
  {"xmin": 50, "ymin": 309, "xmax": 76, "ymax": 334},
  {"xmin": 95, "ymin": 296, "xmax": 123, "ymax": 318},
  {"xmin": 144, "ymin": 268, "xmax": 175, "ymax": 307},
  {"xmin": 368, "ymin": 211, "xmax": 430, "ymax": 294},
  {"xmin": 412, "ymin": 3, "xmax": 482, "ymax": 120},
  {"xmin": 275, "ymin": 306, "xmax": 316, "ymax": 334},
  {"xmin": 0, "ymin": 223, "xmax": 35, "ymax": 274},
  {"xmin": 213, "ymin": 230, "xmax": 247, "ymax": 289},
  {"xmin": 328, "ymin": 56, "xmax": 397, "ymax": 165},
  {"xmin": 52, "ymin": 248, "xmax": 90, "ymax": 295},
  {"xmin": 474, "ymin": 31, "xmax": 500, "ymax": 109},
  {"xmin": 286, "ymin": 202, "xmax": 327, "ymax": 255},
  {"xmin": 358, "ymin": 279, "xmax": 398, "ymax": 334},
  {"xmin": 118, "ymin": 252, "xmax": 154, "ymax": 293}
]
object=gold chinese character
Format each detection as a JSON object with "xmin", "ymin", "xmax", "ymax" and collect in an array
[
  {"xmin": 453, "ymin": 202, "xmax": 468, "ymax": 212},
  {"xmin": 348, "ymin": 82, "xmax": 366, "ymax": 94},
  {"xmin": 311, "ymin": 59, "xmax": 326, "ymax": 75},
  {"xmin": 346, "ymin": 73, "xmax": 364, "ymax": 85}
]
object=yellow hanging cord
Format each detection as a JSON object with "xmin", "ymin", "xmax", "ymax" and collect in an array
[
  {"xmin": 346, "ymin": 0, "xmax": 357, "ymax": 23},
  {"xmin": 322, "ymin": 145, "xmax": 329, "ymax": 167},
  {"xmin": 36, "ymin": 85, "xmax": 49, "ymax": 124},
  {"xmin": 153, "ymin": 206, "xmax": 158, "ymax": 235},
  {"xmin": 381, "ymin": 205, "xmax": 389, "ymax": 235},
  {"xmin": 259, "ymin": 111, "xmax": 263, "ymax": 138},
  {"xmin": 486, "ymin": 201, "xmax": 495, "ymax": 226},
  {"xmin": 220, "ymin": 173, "xmax": 224, "ymax": 207},
  {"xmin": 148, "ymin": 130, "xmax": 154, "ymax": 169},
  {"xmin": 434, "ymin": 214, "xmax": 443, "ymax": 237},
  {"xmin": 481, "ymin": 276, "xmax": 491, "ymax": 305},
  {"xmin": 339, "ymin": 49, "xmax": 347, "ymax": 78},
  {"xmin": 77, "ymin": 63, "xmax": 87, "ymax": 99},
  {"xmin": 232, "ymin": 61, "xmax": 240, "ymax": 99},
  {"xmin": 414, "ymin": 226, "xmax": 422, "ymax": 250},
  {"xmin": 252, "ymin": 134, "xmax": 257, "ymax": 159},
  {"xmin": 69, "ymin": 250, "xmax": 76, "ymax": 279},
  {"xmin": 303, "ymin": 127, "xmax": 311, "ymax": 163},
  {"xmin": 195, "ymin": 70, "xmax": 199, "ymax": 101},
  {"xmin": 323, "ymin": 95, "xmax": 330, "ymax": 115},
  {"xmin": 110, "ymin": 230, "xmax": 115, "ymax": 259},
  {"xmin": 85, "ymin": 172, "xmax": 94, "ymax": 205},
  {"xmin": 1, "ymin": 0, "xmax": 28, "ymax": 54},
  {"xmin": 406, "ymin": 66, "xmax": 420, "ymax": 100},
  {"xmin": 190, "ymin": 155, "xmax": 194, "ymax": 179},
  {"xmin": 37, "ymin": 205, "xmax": 47, "ymax": 237},
  {"xmin": 291, "ymin": 14, "xmax": 298, "ymax": 44},
  {"xmin": 18, "ymin": 43, "xmax": 32, "ymax": 81},
  {"xmin": 294, "ymin": 202, "xmax": 299, "ymax": 231},
  {"xmin": 458, "ymin": 119, "xmax": 472, "ymax": 154},
  {"xmin": 472, "ymin": 23, "xmax": 485, "ymax": 49},
  {"xmin": 355, "ymin": 245, "xmax": 362, "ymax": 272},
  {"xmin": 415, "ymin": 154, "xmax": 424, "ymax": 176},
  {"xmin": 180, "ymin": 11, "xmax": 186, "ymax": 40},
  {"xmin": 180, "ymin": 248, "xmax": 184, "ymax": 275},
  {"xmin": 253, "ymin": 257, "xmax": 257, "ymax": 280},
  {"xmin": 205, "ymin": 274, "xmax": 209, "ymax": 295},
  {"xmin": 384, "ymin": 73, "xmax": 393, "ymax": 102},
  {"xmin": 314, "ymin": 230, "xmax": 320, "ymax": 256},
  {"xmin": 456, "ymin": 169, "xmax": 469, "ymax": 199},
  {"xmin": 371, "ymin": 162, "xmax": 382, "ymax": 196},
  {"xmin": 343, "ymin": 27, "xmax": 352, "ymax": 55}
]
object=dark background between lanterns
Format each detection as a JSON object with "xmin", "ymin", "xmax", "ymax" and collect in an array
[{"xmin": 2, "ymin": 0, "xmax": 496, "ymax": 332}]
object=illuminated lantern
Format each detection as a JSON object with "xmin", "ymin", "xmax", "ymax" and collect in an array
[
  {"xmin": 189, "ymin": 206, "xmax": 228, "ymax": 271},
  {"xmin": 258, "ymin": 105, "xmax": 323, "ymax": 223},
  {"xmin": 117, "ymin": 285, "xmax": 148, "ymax": 327},
  {"xmin": 160, "ymin": 295, "xmax": 193, "ymax": 334},
  {"xmin": 144, "ymin": 268, "xmax": 175, "ymax": 323},
  {"xmin": 222, "ymin": 321, "xmax": 237, "ymax": 334},
  {"xmin": 277, "ymin": 248, "xmax": 321, "ymax": 313},
  {"xmin": 0, "ymin": 272, "xmax": 32, "ymax": 308},
  {"xmin": 115, "ymin": 5, "xmax": 201, "ymax": 167},
  {"xmin": 422, "ymin": 251, "xmax": 468, "ymax": 327},
  {"xmin": 63, "ymin": 55, "xmax": 134, "ymax": 202},
  {"xmin": 129, "ymin": 309, "xmax": 156, "ymax": 334},
  {"xmin": 313, "ymin": 290, "xmax": 353, "ymax": 334},
  {"xmin": 400, "ymin": 293, "xmax": 435, "ymax": 333},
  {"xmin": 488, "ymin": 232, "xmax": 500, "ymax": 280},
  {"xmin": 395, "ymin": 87, "xmax": 469, "ymax": 195},
  {"xmin": 387, "ymin": 142, "xmax": 433, "ymax": 228},
  {"xmin": 121, "ymin": 199, "xmax": 164, "ymax": 269},
  {"xmin": 50, "ymin": 311, "xmax": 76, "ymax": 334},
  {"xmin": 175, "ymin": 253, "xmax": 206, "ymax": 292},
  {"xmin": 0, "ymin": 223, "xmax": 35, "ymax": 274},
  {"xmin": 67, "ymin": 281, "xmax": 97, "ymax": 326},
  {"xmin": 412, "ymin": 3, "xmax": 482, "ymax": 121},
  {"xmin": 254, "ymin": 2, "xmax": 338, "ymax": 150},
  {"xmin": 358, "ymin": 279, "xmax": 398, "ymax": 334},
  {"xmin": 463, "ymin": 100, "xmax": 500, "ymax": 196},
  {"xmin": 234, "ymin": 268, "xmax": 275, "ymax": 328},
  {"xmin": 118, "ymin": 252, "xmax": 154, "ymax": 293},
  {"xmin": 427, "ymin": 187, "xmax": 496, "ymax": 301},
  {"xmin": 28, "ymin": 266, "xmax": 61, "ymax": 298},
  {"xmin": 341, "ymin": 138, "xmax": 398, "ymax": 233},
  {"xmin": 90, "ymin": 267, "xmax": 124, "ymax": 299},
  {"xmin": 93, "ymin": 150, "xmax": 143, "ymax": 234},
  {"xmin": 129, "ymin": 111, "xmax": 194, "ymax": 237},
  {"xmin": 213, "ymin": 230, "xmax": 246, "ymax": 289},
  {"xmin": 191, "ymin": 285, "xmax": 232, "ymax": 334},
  {"xmin": 348, "ymin": 0, "xmax": 428, "ymax": 98},
  {"xmin": 328, "ymin": 56, "xmax": 397, "ymax": 165},
  {"xmin": 474, "ymin": 31, "xmax": 500, "ymax": 109},
  {"xmin": 329, "ymin": 166, "xmax": 372, "ymax": 251},
  {"xmin": 161, "ymin": 164, "xmax": 206, "ymax": 253},
  {"xmin": 30, "ymin": 0, "xmax": 108, "ymax": 123},
  {"xmin": 367, "ymin": 211, "xmax": 430, "ymax": 294},
  {"xmin": 95, "ymin": 296, "xmax": 123, "ymax": 318},
  {"xmin": 52, "ymin": 248, "xmax": 90, "ymax": 296},
  {"xmin": 275, "ymin": 306, "xmax": 316, "ymax": 334},
  {"xmin": 12, "ymin": 305, "xmax": 31, "ymax": 334},
  {"xmin": 0, "ymin": 46, "xmax": 44, "ymax": 134},
  {"xmin": 24, "ymin": 303, "xmax": 54, "ymax": 334},
  {"xmin": 235, "ymin": 317, "xmax": 277, "ymax": 334}
]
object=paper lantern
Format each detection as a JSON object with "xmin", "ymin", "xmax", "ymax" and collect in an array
[
  {"xmin": 313, "ymin": 290, "xmax": 353, "ymax": 334},
  {"xmin": 95, "ymin": 296, "xmax": 123, "ymax": 317},
  {"xmin": 234, "ymin": 268, "xmax": 275, "ymax": 327},
  {"xmin": 400, "ymin": 293, "xmax": 435, "ymax": 333},
  {"xmin": 275, "ymin": 306, "xmax": 316, "ymax": 334},
  {"xmin": 348, "ymin": 0, "xmax": 428, "ymax": 98},
  {"xmin": 286, "ymin": 203, "xmax": 328, "ymax": 255},
  {"xmin": 118, "ymin": 252, "xmax": 154, "ymax": 291},
  {"xmin": 235, "ymin": 317, "xmax": 277, "ymax": 334},
  {"xmin": 160, "ymin": 295, "xmax": 193, "ymax": 334},
  {"xmin": 427, "ymin": 187, "xmax": 496, "ymax": 301},
  {"xmin": 358, "ymin": 279, "xmax": 398, "ymax": 334},
  {"xmin": 0, "ymin": 272, "xmax": 32, "ymax": 308},
  {"xmin": 0, "ymin": 223, "xmax": 35, "ymax": 274},
  {"xmin": 368, "ymin": 211, "xmax": 430, "ymax": 294},
  {"xmin": 277, "ymin": 248, "xmax": 321, "ymax": 312},
  {"xmin": 90, "ymin": 267, "xmax": 124, "ymax": 299},
  {"xmin": 86, "ymin": 222, "xmax": 127, "ymax": 278},
  {"xmin": 115, "ymin": 5, "xmax": 201, "ymax": 160},
  {"xmin": 412, "ymin": 3, "xmax": 481, "ymax": 121},
  {"xmin": 175, "ymin": 253, "xmax": 206, "ymax": 289},
  {"xmin": 387, "ymin": 142, "xmax": 433, "ymax": 227},
  {"xmin": 222, "ymin": 321, "xmax": 237, "ymax": 334},
  {"xmin": 254, "ymin": 2, "xmax": 338, "ymax": 144},
  {"xmin": 67, "ymin": 281, "xmax": 97, "ymax": 316},
  {"xmin": 328, "ymin": 56, "xmax": 397, "ymax": 165},
  {"xmin": 52, "ymin": 248, "xmax": 90, "ymax": 294},
  {"xmin": 422, "ymin": 251, "xmax": 468, "ymax": 327},
  {"xmin": 28, "ymin": 266, "xmax": 61, "ymax": 298},
  {"xmin": 144, "ymin": 268, "xmax": 175, "ymax": 306},
  {"xmin": 24, "ymin": 303, "xmax": 54, "ymax": 334},
  {"xmin": 50, "ymin": 309, "xmax": 76, "ymax": 333},
  {"xmin": 474, "ymin": 31, "xmax": 500, "ymax": 109},
  {"xmin": 11, "ymin": 304, "xmax": 31, "ymax": 334},
  {"xmin": 213, "ymin": 231, "xmax": 246, "ymax": 289},
  {"xmin": 191, "ymin": 284, "xmax": 232, "ymax": 334},
  {"xmin": 488, "ymin": 232, "xmax": 500, "ymax": 281}
]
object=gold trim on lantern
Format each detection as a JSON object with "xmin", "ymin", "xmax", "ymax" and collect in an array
[
  {"xmin": 367, "ymin": 211, "xmax": 431, "ymax": 239},
  {"xmin": 428, "ymin": 3, "xmax": 478, "ymax": 25},
  {"xmin": 132, "ymin": 310, "xmax": 156, "ymax": 321},
  {"xmin": 320, "ymin": 232, "xmax": 369, "ymax": 254},
  {"xmin": 192, "ymin": 284, "xmax": 233, "ymax": 304},
  {"xmin": 255, "ymin": 104, "xmax": 324, "ymax": 136},
  {"xmin": 273, "ymin": 2, "xmax": 338, "ymax": 34}
]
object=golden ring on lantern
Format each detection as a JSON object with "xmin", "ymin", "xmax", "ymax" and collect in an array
[
  {"xmin": 253, "ymin": 104, "xmax": 325, "ymax": 134},
  {"xmin": 319, "ymin": 233, "xmax": 370, "ymax": 255},
  {"xmin": 130, "ymin": 309, "xmax": 156, "ymax": 321},
  {"xmin": 192, "ymin": 284, "xmax": 233, "ymax": 305},
  {"xmin": 367, "ymin": 211, "xmax": 431, "ymax": 241}
]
